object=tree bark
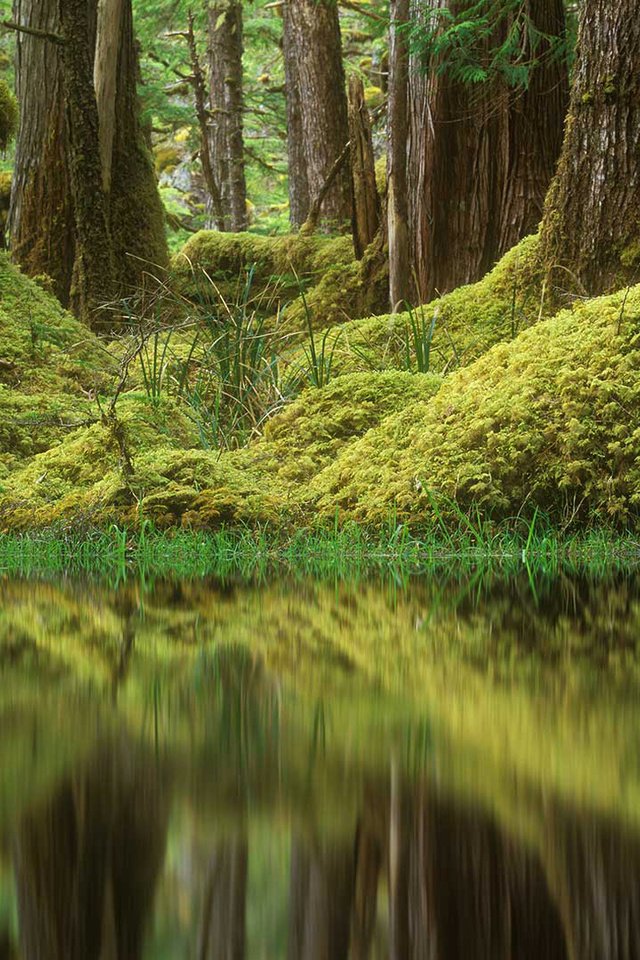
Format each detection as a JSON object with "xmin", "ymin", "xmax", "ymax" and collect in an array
[
  {"xmin": 387, "ymin": 0, "xmax": 411, "ymax": 309},
  {"xmin": 283, "ymin": 0, "xmax": 351, "ymax": 233},
  {"xmin": 403, "ymin": 0, "xmax": 567, "ymax": 302},
  {"xmin": 540, "ymin": 0, "xmax": 640, "ymax": 295},
  {"xmin": 9, "ymin": 0, "xmax": 75, "ymax": 304},
  {"xmin": 197, "ymin": 838, "xmax": 248, "ymax": 960},
  {"xmin": 208, "ymin": 0, "xmax": 247, "ymax": 232},
  {"xmin": 348, "ymin": 75, "xmax": 380, "ymax": 259},
  {"xmin": 59, "ymin": 0, "xmax": 115, "ymax": 320},
  {"xmin": 282, "ymin": 0, "xmax": 310, "ymax": 228},
  {"xmin": 287, "ymin": 837, "xmax": 355, "ymax": 960},
  {"xmin": 9, "ymin": 0, "xmax": 167, "ymax": 316}
]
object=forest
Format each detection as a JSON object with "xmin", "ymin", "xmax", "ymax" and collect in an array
[{"xmin": 0, "ymin": 0, "xmax": 638, "ymax": 538}]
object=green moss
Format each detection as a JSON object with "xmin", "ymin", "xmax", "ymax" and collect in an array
[
  {"xmin": 154, "ymin": 144, "xmax": 182, "ymax": 174},
  {"xmin": 236, "ymin": 371, "xmax": 442, "ymax": 489},
  {"xmin": 0, "ymin": 254, "xmax": 115, "ymax": 395},
  {"xmin": 0, "ymin": 79, "xmax": 18, "ymax": 151},
  {"xmin": 0, "ymin": 387, "xmax": 94, "ymax": 474},
  {"xmin": 309, "ymin": 233, "xmax": 544, "ymax": 376},
  {"xmin": 306, "ymin": 284, "xmax": 640, "ymax": 526}
]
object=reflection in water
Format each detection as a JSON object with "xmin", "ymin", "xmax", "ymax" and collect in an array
[{"xmin": 0, "ymin": 572, "xmax": 640, "ymax": 956}]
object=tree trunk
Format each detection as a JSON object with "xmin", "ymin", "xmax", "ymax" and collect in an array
[
  {"xmin": 9, "ymin": 0, "xmax": 75, "ymax": 304},
  {"xmin": 387, "ymin": 0, "xmax": 411, "ymax": 309},
  {"xmin": 10, "ymin": 0, "xmax": 167, "ymax": 316},
  {"xmin": 403, "ymin": 0, "xmax": 567, "ymax": 302},
  {"xmin": 283, "ymin": 0, "xmax": 351, "ymax": 233},
  {"xmin": 208, "ymin": 1, "xmax": 247, "ymax": 232},
  {"xmin": 540, "ymin": 0, "xmax": 640, "ymax": 295},
  {"xmin": 108, "ymin": 0, "xmax": 169, "ymax": 289},
  {"xmin": 59, "ymin": 0, "xmax": 115, "ymax": 321},
  {"xmin": 287, "ymin": 837, "xmax": 355, "ymax": 960},
  {"xmin": 282, "ymin": 0, "xmax": 310, "ymax": 228},
  {"xmin": 348, "ymin": 75, "xmax": 380, "ymax": 259}
]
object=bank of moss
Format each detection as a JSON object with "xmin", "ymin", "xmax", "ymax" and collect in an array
[
  {"xmin": 0, "ymin": 253, "xmax": 113, "ymax": 394},
  {"xmin": 312, "ymin": 234, "xmax": 544, "ymax": 376},
  {"xmin": 306, "ymin": 284, "xmax": 640, "ymax": 526}
]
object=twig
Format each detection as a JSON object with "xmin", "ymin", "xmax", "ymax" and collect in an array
[
  {"xmin": 2, "ymin": 19, "xmax": 64, "ymax": 43},
  {"xmin": 300, "ymin": 141, "xmax": 351, "ymax": 235}
]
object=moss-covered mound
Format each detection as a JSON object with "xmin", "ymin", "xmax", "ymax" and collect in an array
[
  {"xmin": 306, "ymin": 285, "xmax": 640, "ymax": 526},
  {"xmin": 311, "ymin": 234, "xmax": 544, "ymax": 376},
  {"xmin": 0, "ymin": 254, "xmax": 113, "ymax": 394},
  {"xmin": 235, "ymin": 371, "xmax": 442, "ymax": 488},
  {"xmin": 0, "ymin": 387, "xmax": 95, "ymax": 475}
]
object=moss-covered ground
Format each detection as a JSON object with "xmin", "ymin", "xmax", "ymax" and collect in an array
[{"xmin": 2, "ymin": 230, "xmax": 640, "ymax": 538}]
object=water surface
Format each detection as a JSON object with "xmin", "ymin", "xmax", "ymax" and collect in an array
[{"xmin": 1, "ymin": 570, "xmax": 639, "ymax": 957}]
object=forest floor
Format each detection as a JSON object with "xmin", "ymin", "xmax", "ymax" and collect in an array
[{"xmin": 1, "ymin": 229, "xmax": 640, "ymax": 543}]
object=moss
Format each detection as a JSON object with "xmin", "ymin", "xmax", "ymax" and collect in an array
[
  {"xmin": 374, "ymin": 156, "xmax": 387, "ymax": 198},
  {"xmin": 307, "ymin": 233, "xmax": 544, "ymax": 376},
  {"xmin": 306, "ymin": 284, "xmax": 640, "ymax": 526},
  {"xmin": 236, "ymin": 371, "xmax": 442, "ymax": 489},
  {"xmin": 0, "ymin": 254, "xmax": 115, "ymax": 394},
  {"xmin": 172, "ymin": 230, "xmax": 354, "ymax": 299},
  {"xmin": 0, "ymin": 393, "xmax": 279, "ymax": 531},
  {"xmin": 0, "ymin": 79, "xmax": 18, "ymax": 151},
  {"xmin": 154, "ymin": 144, "xmax": 182, "ymax": 174},
  {"xmin": 0, "ymin": 387, "xmax": 94, "ymax": 473}
]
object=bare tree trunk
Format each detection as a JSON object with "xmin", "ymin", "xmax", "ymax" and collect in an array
[
  {"xmin": 387, "ymin": 0, "xmax": 411, "ymax": 309},
  {"xmin": 348, "ymin": 76, "xmax": 380, "ymax": 259},
  {"xmin": 59, "ymin": 0, "xmax": 114, "ymax": 321},
  {"xmin": 283, "ymin": 0, "xmax": 351, "ymax": 233},
  {"xmin": 9, "ymin": 0, "xmax": 75, "ymax": 304},
  {"xmin": 208, "ymin": 0, "xmax": 247, "ymax": 232},
  {"xmin": 282, "ymin": 0, "xmax": 310, "ymax": 228},
  {"xmin": 94, "ymin": 0, "xmax": 124, "ymax": 193},
  {"xmin": 287, "ymin": 837, "xmax": 355, "ymax": 960},
  {"xmin": 540, "ymin": 0, "xmax": 640, "ymax": 295}
]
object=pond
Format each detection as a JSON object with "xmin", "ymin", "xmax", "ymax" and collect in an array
[{"xmin": 1, "ymin": 569, "xmax": 639, "ymax": 957}]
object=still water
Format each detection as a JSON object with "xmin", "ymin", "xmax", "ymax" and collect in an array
[{"xmin": 1, "ymin": 570, "xmax": 640, "ymax": 958}]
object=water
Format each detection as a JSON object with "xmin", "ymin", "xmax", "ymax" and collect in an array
[{"xmin": 1, "ymin": 570, "xmax": 640, "ymax": 958}]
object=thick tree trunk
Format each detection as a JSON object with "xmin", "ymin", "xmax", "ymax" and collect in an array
[
  {"xmin": 403, "ymin": 0, "xmax": 567, "ymax": 302},
  {"xmin": 10, "ymin": 0, "xmax": 167, "ymax": 315},
  {"xmin": 208, "ymin": 1, "xmax": 247, "ymax": 232},
  {"xmin": 283, "ymin": 0, "xmax": 351, "ymax": 233},
  {"xmin": 282, "ymin": 0, "xmax": 310, "ymax": 228},
  {"xmin": 108, "ymin": 0, "xmax": 169, "ymax": 288},
  {"xmin": 540, "ymin": 0, "xmax": 640, "ymax": 295},
  {"xmin": 9, "ymin": 0, "xmax": 75, "ymax": 304},
  {"xmin": 59, "ymin": 0, "xmax": 115, "ymax": 321},
  {"xmin": 348, "ymin": 76, "xmax": 380, "ymax": 259},
  {"xmin": 387, "ymin": 0, "xmax": 411, "ymax": 309}
]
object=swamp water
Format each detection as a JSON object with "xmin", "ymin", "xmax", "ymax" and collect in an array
[{"xmin": 1, "ymin": 569, "xmax": 640, "ymax": 958}]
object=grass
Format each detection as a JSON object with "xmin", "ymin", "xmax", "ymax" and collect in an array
[{"xmin": 0, "ymin": 518, "xmax": 639, "ymax": 582}]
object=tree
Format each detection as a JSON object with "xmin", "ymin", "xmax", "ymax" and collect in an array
[
  {"xmin": 208, "ymin": 0, "xmax": 247, "ymax": 232},
  {"xmin": 389, "ymin": 0, "xmax": 568, "ymax": 304},
  {"xmin": 282, "ymin": 0, "xmax": 352, "ymax": 232},
  {"xmin": 540, "ymin": 0, "xmax": 640, "ymax": 295},
  {"xmin": 9, "ymin": 0, "xmax": 167, "ymax": 319}
]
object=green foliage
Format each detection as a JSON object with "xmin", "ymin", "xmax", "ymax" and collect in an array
[
  {"xmin": 404, "ymin": 0, "xmax": 571, "ymax": 88},
  {"xmin": 0, "ymin": 78, "xmax": 16, "ymax": 151}
]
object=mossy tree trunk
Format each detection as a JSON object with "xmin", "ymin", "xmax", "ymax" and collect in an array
[
  {"xmin": 208, "ymin": 0, "xmax": 247, "ymax": 233},
  {"xmin": 283, "ymin": 0, "xmax": 352, "ymax": 233},
  {"xmin": 399, "ymin": 0, "xmax": 567, "ymax": 302},
  {"xmin": 9, "ymin": 0, "xmax": 75, "ymax": 304},
  {"xmin": 540, "ymin": 0, "xmax": 640, "ymax": 295},
  {"xmin": 10, "ymin": 0, "xmax": 167, "ymax": 318},
  {"xmin": 59, "ymin": 0, "xmax": 115, "ymax": 321}
]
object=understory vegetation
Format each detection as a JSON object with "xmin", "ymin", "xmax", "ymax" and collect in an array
[{"xmin": 1, "ymin": 230, "xmax": 640, "ymax": 541}]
